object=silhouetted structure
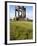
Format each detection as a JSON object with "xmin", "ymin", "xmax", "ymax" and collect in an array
[{"xmin": 15, "ymin": 6, "xmax": 26, "ymax": 20}]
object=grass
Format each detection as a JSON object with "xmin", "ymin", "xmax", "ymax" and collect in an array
[{"xmin": 10, "ymin": 21, "xmax": 33, "ymax": 40}]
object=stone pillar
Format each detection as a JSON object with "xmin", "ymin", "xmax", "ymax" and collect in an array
[
  {"xmin": 18, "ymin": 9, "xmax": 19, "ymax": 17},
  {"xmin": 15, "ymin": 9, "xmax": 16, "ymax": 20}
]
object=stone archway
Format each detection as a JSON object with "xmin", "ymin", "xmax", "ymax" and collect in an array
[{"xmin": 15, "ymin": 6, "xmax": 26, "ymax": 21}]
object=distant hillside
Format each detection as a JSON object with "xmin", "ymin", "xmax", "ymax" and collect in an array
[{"xmin": 10, "ymin": 17, "xmax": 33, "ymax": 22}]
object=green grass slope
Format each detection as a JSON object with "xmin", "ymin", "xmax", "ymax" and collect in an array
[{"xmin": 10, "ymin": 21, "xmax": 33, "ymax": 40}]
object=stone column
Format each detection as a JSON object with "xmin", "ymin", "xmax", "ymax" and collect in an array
[
  {"xmin": 15, "ymin": 9, "xmax": 16, "ymax": 20},
  {"xmin": 18, "ymin": 9, "xmax": 19, "ymax": 17}
]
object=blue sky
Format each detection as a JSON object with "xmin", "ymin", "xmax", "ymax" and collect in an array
[{"xmin": 9, "ymin": 5, "xmax": 33, "ymax": 19}]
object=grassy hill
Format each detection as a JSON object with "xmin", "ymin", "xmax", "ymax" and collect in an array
[{"xmin": 10, "ymin": 21, "xmax": 33, "ymax": 40}]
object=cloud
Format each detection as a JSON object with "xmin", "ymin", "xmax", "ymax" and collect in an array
[
  {"xmin": 9, "ymin": 13, "xmax": 15, "ymax": 19},
  {"xmin": 26, "ymin": 12, "xmax": 33, "ymax": 20}
]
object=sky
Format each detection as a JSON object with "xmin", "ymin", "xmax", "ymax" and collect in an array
[{"xmin": 9, "ymin": 5, "xmax": 33, "ymax": 20}]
